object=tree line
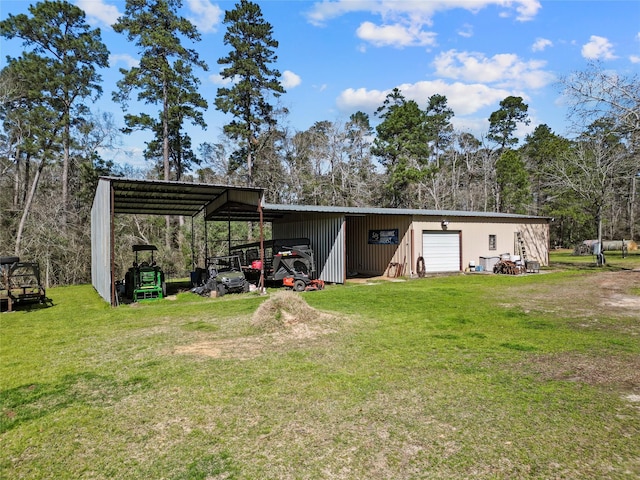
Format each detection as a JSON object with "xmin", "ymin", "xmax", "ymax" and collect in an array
[{"xmin": 1, "ymin": 0, "xmax": 638, "ymax": 286}]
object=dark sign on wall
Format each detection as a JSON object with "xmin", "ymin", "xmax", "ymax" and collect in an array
[{"xmin": 368, "ymin": 229, "xmax": 399, "ymax": 245}]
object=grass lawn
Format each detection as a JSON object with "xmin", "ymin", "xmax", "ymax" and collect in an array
[{"xmin": 1, "ymin": 252, "xmax": 639, "ymax": 479}]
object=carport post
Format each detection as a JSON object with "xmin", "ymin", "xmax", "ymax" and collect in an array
[
  {"xmin": 259, "ymin": 198, "xmax": 266, "ymax": 294},
  {"xmin": 191, "ymin": 216, "xmax": 195, "ymax": 270},
  {"xmin": 204, "ymin": 217, "xmax": 208, "ymax": 263},
  {"xmin": 227, "ymin": 210, "xmax": 231, "ymax": 256}
]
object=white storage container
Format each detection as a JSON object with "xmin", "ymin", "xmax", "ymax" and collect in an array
[{"xmin": 480, "ymin": 256, "xmax": 500, "ymax": 271}]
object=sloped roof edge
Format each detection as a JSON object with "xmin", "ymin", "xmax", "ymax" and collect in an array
[
  {"xmin": 262, "ymin": 203, "xmax": 551, "ymax": 221},
  {"xmin": 98, "ymin": 177, "xmax": 264, "ymax": 217}
]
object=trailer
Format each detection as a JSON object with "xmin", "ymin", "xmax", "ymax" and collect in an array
[
  {"xmin": 1, "ymin": 256, "xmax": 49, "ymax": 312},
  {"xmin": 230, "ymin": 238, "xmax": 322, "ymax": 290}
]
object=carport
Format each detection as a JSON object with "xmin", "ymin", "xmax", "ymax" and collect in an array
[{"xmin": 91, "ymin": 177, "xmax": 267, "ymax": 306}]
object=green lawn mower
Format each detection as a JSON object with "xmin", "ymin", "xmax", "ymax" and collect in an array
[{"xmin": 124, "ymin": 245, "xmax": 166, "ymax": 302}]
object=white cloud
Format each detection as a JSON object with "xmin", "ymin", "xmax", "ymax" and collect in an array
[
  {"xmin": 532, "ymin": 38, "xmax": 552, "ymax": 52},
  {"xmin": 581, "ymin": 35, "xmax": 617, "ymax": 60},
  {"xmin": 336, "ymin": 80, "xmax": 513, "ymax": 118},
  {"xmin": 433, "ymin": 49, "xmax": 555, "ymax": 89},
  {"xmin": 457, "ymin": 24, "xmax": 473, "ymax": 38},
  {"xmin": 334, "ymin": 80, "xmax": 539, "ymax": 141},
  {"xmin": 209, "ymin": 73, "xmax": 235, "ymax": 85},
  {"xmin": 186, "ymin": 0, "xmax": 223, "ymax": 34},
  {"xmin": 110, "ymin": 53, "xmax": 139, "ymax": 68},
  {"xmin": 282, "ymin": 70, "xmax": 302, "ymax": 89},
  {"xmin": 631, "ymin": 35, "xmax": 640, "ymax": 62},
  {"xmin": 306, "ymin": 0, "xmax": 541, "ymax": 27},
  {"xmin": 336, "ymin": 87, "xmax": 388, "ymax": 114},
  {"xmin": 306, "ymin": 1, "xmax": 540, "ymax": 48},
  {"xmin": 452, "ymin": 116, "xmax": 490, "ymax": 135},
  {"xmin": 99, "ymin": 145, "xmax": 147, "ymax": 170},
  {"xmin": 356, "ymin": 21, "xmax": 436, "ymax": 48},
  {"xmin": 399, "ymin": 80, "xmax": 515, "ymax": 116},
  {"xmin": 511, "ymin": 0, "xmax": 541, "ymax": 22},
  {"xmin": 211, "ymin": 70, "xmax": 295, "ymax": 87},
  {"xmin": 75, "ymin": 0, "xmax": 120, "ymax": 26}
]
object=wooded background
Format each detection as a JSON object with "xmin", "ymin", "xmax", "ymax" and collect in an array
[{"xmin": 1, "ymin": 1, "xmax": 638, "ymax": 286}]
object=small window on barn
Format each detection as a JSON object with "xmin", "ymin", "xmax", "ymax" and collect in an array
[{"xmin": 489, "ymin": 235, "xmax": 497, "ymax": 250}]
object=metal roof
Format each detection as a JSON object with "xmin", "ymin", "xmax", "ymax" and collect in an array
[
  {"xmin": 101, "ymin": 177, "xmax": 549, "ymax": 222},
  {"xmin": 102, "ymin": 177, "xmax": 265, "ymax": 218},
  {"xmin": 262, "ymin": 203, "xmax": 550, "ymax": 221}
]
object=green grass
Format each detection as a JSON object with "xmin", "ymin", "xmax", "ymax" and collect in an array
[
  {"xmin": 1, "ymin": 268, "xmax": 639, "ymax": 479},
  {"xmin": 550, "ymin": 247, "xmax": 640, "ymax": 271}
]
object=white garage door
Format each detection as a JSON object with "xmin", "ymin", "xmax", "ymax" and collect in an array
[{"xmin": 422, "ymin": 231, "xmax": 461, "ymax": 272}]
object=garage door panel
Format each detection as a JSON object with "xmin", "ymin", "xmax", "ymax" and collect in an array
[{"xmin": 422, "ymin": 231, "xmax": 460, "ymax": 272}]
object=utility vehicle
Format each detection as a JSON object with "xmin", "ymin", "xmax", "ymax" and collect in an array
[{"xmin": 192, "ymin": 255, "xmax": 250, "ymax": 297}]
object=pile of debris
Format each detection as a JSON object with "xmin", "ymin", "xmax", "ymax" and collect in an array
[
  {"xmin": 251, "ymin": 290, "xmax": 332, "ymax": 333},
  {"xmin": 493, "ymin": 260, "xmax": 525, "ymax": 275}
]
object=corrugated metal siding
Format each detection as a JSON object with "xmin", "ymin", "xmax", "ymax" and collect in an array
[
  {"xmin": 273, "ymin": 214, "xmax": 345, "ymax": 284},
  {"xmin": 346, "ymin": 215, "xmax": 412, "ymax": 276},
  {"xmin": 91, "ymin": 178, "xmax": 112, "ymax": 304}
]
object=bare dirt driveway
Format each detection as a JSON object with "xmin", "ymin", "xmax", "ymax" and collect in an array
[{"xmin": 505, "ymin": 269, "xmax": 640, "ymax": 400}]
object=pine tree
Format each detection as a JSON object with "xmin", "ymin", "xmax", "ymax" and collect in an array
[
  {"xmin": 215, "ymin": 0, "xmax": 285, "ymax": 186},
  {"xmin": 372, "ymin": 89, "xmax": 431, "ymax": 207},
  {"xmin": 424, "ymin": 94, "xmax": 454, "ymax": 167},
  {"xmin": 113, "ymin": 0, "xmax": 208, "ymax": 181},
  {"xmin": 495, "ymin": 149, "xmax": 530, "ymax": 213},
  {"xmin": 488, "ymin": 96, "xmax": 530, "ymax": 150},
  {"xmin": 1, "ymin": 0, "xmax": 109, "ymax": 227}
]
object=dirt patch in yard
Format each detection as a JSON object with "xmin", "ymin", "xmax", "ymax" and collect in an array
[
  {"xmin": 501, "ymin": 270, "xmax": 640, "ymax": 320},
  {"xmin": 597, "ymin": 271, "xmax": 640, "ymax": 310},
  {"xmin": 567, "ymin": 270, "xmax": 639, "ymax": 311},
  {"xmin": 509, "ymin": 270, "xmax": 640, "ymax": 396},
  {"xmin": 174, "ymin": 273, "xmax": 639, "ymax": 394},
  {"xmin": 173, "ymin": 291, "xmax": 338, "ymax": 360},
  {"xmin": 173, "ymin": 337, "xmax": 264, "ymax": 360},
  {"xmin": 525, "ymin": 352, "xmax": 640, "ymax": 391}
]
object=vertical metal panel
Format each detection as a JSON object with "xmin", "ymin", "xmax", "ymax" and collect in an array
[
  {"xmin": 346, "ymin": 215, "xmax": 412, "ymax": 276},
  {"xmin": 273, "ymin": 214, "xmax": 345, "ymax": 283},
  {"xmin": 91, "ymin": 178, "xmax": 112, "ymax": 304}
]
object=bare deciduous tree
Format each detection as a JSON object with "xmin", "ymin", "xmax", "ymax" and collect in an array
[{"xmin": 560, "ymin": 62, "xmax": 640, "ymax": 136}]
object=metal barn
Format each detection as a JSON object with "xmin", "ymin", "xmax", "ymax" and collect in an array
[
  {"xmin": 92, "ymin": 177, "xmax": 550, "ymax": 306},
  {"xmin": 261, "ymin": 204, "xmax": 550, "ymax": 282}
]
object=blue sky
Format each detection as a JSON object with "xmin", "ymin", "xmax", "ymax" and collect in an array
[{"xmin": 1, "ymin": 0, "xmax": 639, "ymax": 169}]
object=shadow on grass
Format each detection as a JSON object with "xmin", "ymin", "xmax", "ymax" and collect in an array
[
  {"xmin": 550, "ymin": 249, "xmax": 640, "ymax": 272},
  {"xmin": 0, "ymin": 372, "xmax": 150, "ymax": 434},
  {"xmin": 549, "ymin": 261, "xmax": 638, "ymax": 272},
  {"xmin": 0, "ymin": 298, "xmax": 54, "ymax": 314}
]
